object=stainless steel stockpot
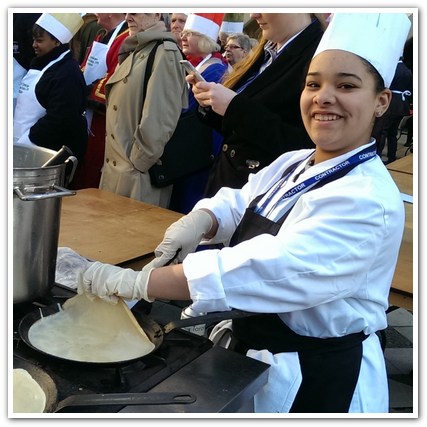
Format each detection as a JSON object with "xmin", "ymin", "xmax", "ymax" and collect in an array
[{"xmin": 13, "ymin": 144, "xmax": 76, "ymax": 303}]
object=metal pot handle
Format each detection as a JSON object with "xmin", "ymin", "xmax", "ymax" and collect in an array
[
  {"xmin": 14, "ymin": 185, "xmax": 76, "ymax": 201},
  {"xmin": 64, "ymin": 156, "xmax": 78, "ymax": 187}
]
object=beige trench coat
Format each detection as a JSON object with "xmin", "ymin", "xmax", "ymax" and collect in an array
[{"xmin": 100, "ymin": 26, "xmax": 188, "ymax": 207}]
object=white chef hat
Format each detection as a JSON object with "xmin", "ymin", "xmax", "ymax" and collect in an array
[
  {"xmin": 220, "ymin": 13, "xmax": 244, "ymax": 34},
  {"xmin": 36, "ymin": 13, "xmax": 84, "ymax": 44},
  {"xmin": 313, "ymin": 13, "xmax": 411, "ymax": 88},
  {"xmin": 184, "ymin": 13, "xmax": 225, "ymax": 43}
]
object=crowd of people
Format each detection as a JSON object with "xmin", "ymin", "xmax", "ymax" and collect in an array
[
  {"xmin": 13, "ymin": 11, "xmax": 414, "ymax": 414},
  {"xmin": 12, "ymin": 12, "xmax": 268, "ymax": 211},
  {"xmin": 14, "ymin": 13, "xmax": 412, "ymax": 214},
  {"xmin": 13, "ymin": 11, "xmax": 414, "ymax": 210}
]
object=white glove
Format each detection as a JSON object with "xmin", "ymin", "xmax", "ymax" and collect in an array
[
  {"xmin": 77, "ymin": 261, "xmax": 154, "ymax": 304},
  {"xmin": 147, "ymin": 210, "xmax": 213, "ymax": 268}
]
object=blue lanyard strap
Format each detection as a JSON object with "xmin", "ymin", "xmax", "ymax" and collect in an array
[{"xmin": 255, "ymin": 144, "xmax": 378, "ymax": 217}]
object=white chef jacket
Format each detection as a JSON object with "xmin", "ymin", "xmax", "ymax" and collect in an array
[{"xmin": 182, "ymin": 142, "xmax": 405, "ymax": 413}]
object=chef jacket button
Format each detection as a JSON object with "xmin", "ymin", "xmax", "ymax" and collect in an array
[
  {"xmin": 123, "ymin": 77, "xmax": 128, "ymax": 83},
  {"xmin": 113, "ymin": 105, "xmax": 118, "ymax": 111},
  {"xmin": 113, "ymin": 160, "xmax": 117, "ymax": 166},
  {"xmin": 110, "ymin": 134, "xmax": 115, "ymax": 140},
  {"xmin": 230, "ymin": 149, "xmax": 236, "ymax": 158},
  {"xmin": 222, "ymin": 144, "xmax": 228, "ymax": 152},
  {"xmin": 106, "ymin": 158, "xmax": 110, "ymax": 163}
]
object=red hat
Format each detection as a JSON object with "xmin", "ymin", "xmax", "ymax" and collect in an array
[{"xmin": 183, "ymin": 13, "xmax": 225, "ymax": 42}]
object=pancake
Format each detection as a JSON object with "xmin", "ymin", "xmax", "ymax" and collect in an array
[
  {"xmin": 13, "ymin": 368, "xmax": 46, "ymax": 413},
  {"xmin": 27, "ymin": 294, "xmax": 155, "ymax": 363}
]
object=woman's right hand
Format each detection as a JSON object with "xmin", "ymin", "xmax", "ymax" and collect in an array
[
  {"xmin": 145, "ymin": 209, "xmax": 215, "ymax": 268},
  {"xmin": 187, "ymin": 78, "xmax": 237, "ymax": 116}
]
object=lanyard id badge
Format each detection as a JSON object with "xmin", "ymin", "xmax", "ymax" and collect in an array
[{"xmin": 255, "ymin": 144, "xmax": 378, "ymax": 220}]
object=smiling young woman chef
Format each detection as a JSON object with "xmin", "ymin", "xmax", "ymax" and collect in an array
[{"xmin": 79, "ymin": 13, "xmax": 409, "ymax": 413}]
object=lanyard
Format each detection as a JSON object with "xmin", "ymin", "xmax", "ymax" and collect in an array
[{"xmin": 255, "ymin": 143, "xmax": 378, "ymax": 218}]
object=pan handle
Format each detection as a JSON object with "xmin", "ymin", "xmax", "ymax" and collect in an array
[
  {"xmin": 54, "ymin": 392, "xmax": 196, "ymax": 412},
  {"xmin": 162, "ymin": 309, "xmax": 256, "ymax": 334}
]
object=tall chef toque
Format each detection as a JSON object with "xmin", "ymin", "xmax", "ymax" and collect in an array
[
  {"xmin": 220, "ymin": 13, "xmax": 245, "ymax": 34},
  {"xmin": 184, "ymin": 13, "xmax": 225, "ymax": 43},
  {"xmin": 313, "ymin": 13, "xmax": 411, "ymax": 88},
  {"xmin": 36, "ymin": 13, "xmax": 84, "ymax": 44}
]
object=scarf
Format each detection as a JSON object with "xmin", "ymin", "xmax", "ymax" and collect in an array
[
  {"xmin": 187, "ymin": 51, "xmax": 227, "ymax": 67},
  {"xmin": 118, "ymin": 21, "xmax": 167, "ymax": 64}
]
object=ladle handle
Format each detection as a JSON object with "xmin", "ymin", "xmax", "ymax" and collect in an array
[{"xmin": 41, "ymin": 145, "xmax": 74, "ymax": 167}]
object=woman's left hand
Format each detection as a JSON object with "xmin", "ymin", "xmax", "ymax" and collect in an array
[{"xmin": 189, "ymin": 80, "xmax": 237, "ymax": 116}]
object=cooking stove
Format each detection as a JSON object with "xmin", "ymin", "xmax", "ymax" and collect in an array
[{"xmin": 12, "ymin": 284, "xmax": 213, "ymax": 413}]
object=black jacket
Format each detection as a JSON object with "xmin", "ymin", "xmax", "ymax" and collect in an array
[
  {"xmin": 388, "ymin": 61, "xmax": 413, "ymax": 117},
  {"xmin": 28, "ymin": 45, "xmax": 88, "ymax": 161},
  {"xmin": 201, "ymin": 19, "xmax": 324, "ymax": 197}
]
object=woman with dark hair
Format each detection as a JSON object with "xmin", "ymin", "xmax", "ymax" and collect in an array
[
  {"xmin": 13, "ymin": 13, "xmax": 88, "ymax": 162},
  {"xmin": 79, "ymin": 13, "xmax": 409, "ymax": 413}
]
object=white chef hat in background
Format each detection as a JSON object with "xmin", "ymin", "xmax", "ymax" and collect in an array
[
  {"xmin": 183, "ymin": 13, "xmax": 225, "ymax": 43},
  {"xmin": 220, "ymin": 13, "xmax": 244, "ymax": 34},
  {"xmin": 36, "ymin": 13, "xmax": 84, "ymax": 44},
  {"xmin": 314, "ymin": 13, "xmax": 411, "ymax": 88}
]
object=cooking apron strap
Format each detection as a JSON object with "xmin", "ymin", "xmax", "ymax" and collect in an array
[
  {"xmin": 229, "ymin": 159, "xmax": 303, "ymax": 246},
  {"xmin": 229, "ymin": 156, "xmax": 370, "ymax": 413}
]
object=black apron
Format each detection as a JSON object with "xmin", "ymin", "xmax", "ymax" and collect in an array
[{"xmin": 229, "ymin": 161, "xmax": 367, "ymax": 413}]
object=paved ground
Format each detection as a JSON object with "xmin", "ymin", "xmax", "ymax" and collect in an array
[{"xmin": 385, "ymin": 307, "xmax": 414, "ymax": 414}]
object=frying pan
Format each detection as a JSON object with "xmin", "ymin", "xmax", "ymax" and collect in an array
[
  {"xmin": 13, "ymin": 355, "xmax": 196, "ymax": 413},
  {"xmin": 18, "ymin": 303, "xmax": 254, "ymax": 365}
]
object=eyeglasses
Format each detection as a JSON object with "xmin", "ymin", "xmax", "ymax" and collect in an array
[
  {"xmin": 224, "ymin": 44, "xmax": 243, "ymax": 50},
  {"xmin": 181, "ymin": 30, "xmax": 200, "ymax": 38}
]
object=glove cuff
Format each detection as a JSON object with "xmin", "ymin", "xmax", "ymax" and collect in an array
[
  {"xmin": 134, "ymin": 268, "xmax": 155, "ymax": 302},
  {"xmin": 190, "ymin": 209, "xmax": 214, "ymax": 238}
]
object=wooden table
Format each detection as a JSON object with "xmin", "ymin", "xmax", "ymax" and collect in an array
[
  {"xmin": 58, "ymin": 188, "xmax": 183, "ymax": 270},
  {"xmin": 386, "ymin": 154, "xmax": 414, "ymax": 311},
  {"xmin": 386, "ymin": 155, "xmax": 413, "ymax": 175}
]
